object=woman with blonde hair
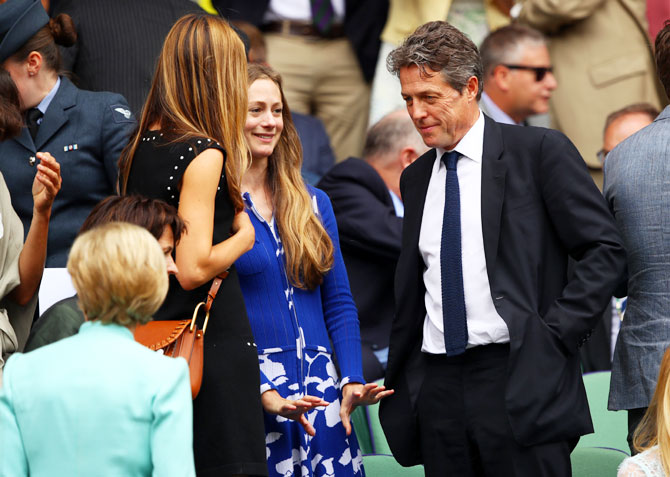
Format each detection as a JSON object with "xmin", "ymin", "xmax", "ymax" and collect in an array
[
  {"xmin": 0, "ymin": 222, "xmax": 195, "ymax": 476},
  {"xmin": 237, "ymin": 63, "xmax": 393, "ymax": 477},
  {"xmin": 118, "ymin": 13, "xmax": 266, "ymax": 476},
  {"xmin": 619, "ymin": 347, "xmax": 670, "ymax": 476}
]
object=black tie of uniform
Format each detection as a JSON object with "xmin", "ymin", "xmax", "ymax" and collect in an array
[{"xmin": 26, "ymin": 108, "xmax": 43, "ymax": 142}]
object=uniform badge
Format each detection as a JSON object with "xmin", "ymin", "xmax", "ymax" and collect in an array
[{"xmin": 114, "ymin": 107, "xmax": 132, "ymax": 119}]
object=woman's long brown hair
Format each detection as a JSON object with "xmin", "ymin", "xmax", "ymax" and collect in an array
[
  {"xmin": 247, "ymin": 64, "xmax": 333, "ymax": 290},
  {"xmin": 118, "ymin": 14, "xmax": 249, "ymax": 210}
]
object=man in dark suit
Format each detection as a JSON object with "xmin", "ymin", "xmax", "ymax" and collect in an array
[
  {"xmin": 379, "ymin": 21, "xmax": 626, "ymax": 476},
  {"xmin": 318, "ymin": 110, "xmax": 426, "ymax": 381},
  {"xmin": 51, "ymin": 0, "xmax": 203, "ymax": 114}
]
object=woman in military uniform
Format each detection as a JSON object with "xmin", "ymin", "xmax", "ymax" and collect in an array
[{"xmin": 0, "ymin": 0, "xmax": 135, "ymax": 267}]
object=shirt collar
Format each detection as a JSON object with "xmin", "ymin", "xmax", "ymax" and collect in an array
[
  {"xmin": 36, "ymin": 76, "xmax": 61, "ymax": 115},
  {"xmin": 79, "ymin": 320, "xmax": 134, "ymax": 340},
  {"xmin": 388, "ymin": 189, "xmax": 404, "ymax": 217},
  {"xmin": 436, "ymin": 109, "xmax": 485, "ymax": 167},
  {"xmin": 480, "ymin": 91, "xmax": 520, "ymax": 126}
]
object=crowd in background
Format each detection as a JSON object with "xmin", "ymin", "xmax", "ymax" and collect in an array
[{"xmin": 0, "ymin": 0, "xmax": 670, "ymax": 476}]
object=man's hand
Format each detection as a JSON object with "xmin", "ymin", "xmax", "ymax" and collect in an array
[{"xmin": 340, "ymin": 382, "xmax": 394, "ymax": 435}]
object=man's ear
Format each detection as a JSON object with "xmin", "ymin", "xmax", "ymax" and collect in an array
[
  {"xmin": 465, "ymin": 75, "xmax": 480, "ymax": 102},
  {"xmin": 399, "ymin": 147, "xmax": 419, "ymax": 169},
  {"xmin": 492, "ymin": 65, "xmax": 511, "ymax": 92}
]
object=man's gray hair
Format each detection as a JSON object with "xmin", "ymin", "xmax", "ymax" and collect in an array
[
  {"xmin": 387, "ymin": 21, "xmax": 483, "ymax": 100},
  {"xmin": 363, "ymin": 110, "xmax": 423, "ymax": 163},
  {"xmin": 480, "ymin": 24, "xmax": 547, "ymax": 78}
]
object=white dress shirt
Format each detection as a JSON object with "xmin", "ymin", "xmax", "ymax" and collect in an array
[
  {"xmin": 264, "ymin": 0, "xmax": 345, "ymax": 23},
  {"xmin": 419, "ymin": 110, "xmax": 510, "ymax": 354}
]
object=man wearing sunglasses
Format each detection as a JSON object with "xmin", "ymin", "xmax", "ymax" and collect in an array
[{"xmin": 479, "ymin": 24, "xmax": 556, "ymax": 127}]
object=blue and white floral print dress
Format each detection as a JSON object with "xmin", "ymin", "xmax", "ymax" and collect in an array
[{"xmin": 236, "ymin": 187, "xmax": 366, "ymax": 477}]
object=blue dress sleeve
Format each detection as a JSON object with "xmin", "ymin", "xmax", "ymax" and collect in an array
[{"xmin": 312, "ymin": 188, "xmax": 365, "ymax": 387}]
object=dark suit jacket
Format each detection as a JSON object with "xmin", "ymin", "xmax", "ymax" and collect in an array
[
  {"xmin": 579, "ymin": 304, "xmax": 614, "ymax": 372},
  {"xmin": 0, "ymin": 77, "xmax": 135, "ymax": 266},
  {"xmin": 318, "ymin": 157, "xmax": 402, "ymax": 380},
  {"xmin": 211, "ymin": 0, "xmax": 388, "ymax": 82},
  {"xmin": 52, "ymin": 0, "xmax": 204, "ymax": 114},
  {"xmin": 379, "ymin": 116, "xmax": 626, "ymax": 465},
  {"xmin": 293, "ymin": 112, "xmax": 336, "ymax": 185}
]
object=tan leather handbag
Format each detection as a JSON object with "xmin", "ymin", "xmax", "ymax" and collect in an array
[{"xmin": 134, "ymin": 272, "xmax": 227, "ymax": 399}]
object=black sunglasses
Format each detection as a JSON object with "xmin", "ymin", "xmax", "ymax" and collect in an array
[{"xmin": 502, "ymin": 64, "xmax": 553, "ymax": 82}]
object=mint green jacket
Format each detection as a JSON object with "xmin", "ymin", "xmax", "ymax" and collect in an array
[{"xmin": 0, "ymin": 321, "xmax": 194, "ymax": 476}]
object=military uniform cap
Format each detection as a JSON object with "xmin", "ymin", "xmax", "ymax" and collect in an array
[{"xmin": 0, "ymin": 0, "xmax": 49, "ymax": 63}]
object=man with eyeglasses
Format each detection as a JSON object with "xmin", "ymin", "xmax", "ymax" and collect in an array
[
  {"xmin": 598, "ymin": 103, "xmax": 659, "ymax": 165},
  {"xmin": 479, "ymin": 24, "xmax": 556, "ymax": 126}
]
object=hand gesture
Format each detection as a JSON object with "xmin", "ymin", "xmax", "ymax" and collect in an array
[
  {"xmin": 261, "ymin": 390, "xmax": 329, "ymax": 436},
  {"xmin": 340, "ymin": 382, "xmax": 394, "ymax": 435},
  {"xmin": 32, "ymin": 152, "xmax": 61, "ymax": 216}
]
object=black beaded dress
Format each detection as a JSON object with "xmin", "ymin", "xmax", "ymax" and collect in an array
[{"xmin": 125, "ymin": 131, "xmax": 267, "ymax": 476}]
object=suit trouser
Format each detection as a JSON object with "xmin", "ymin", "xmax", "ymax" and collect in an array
[
  {"xmin": 417, "ymin": 344, "xmax": 574, "ymax": 477},
  {"xmin": 265, "ymin": 33, "xmax": 370, "ymax": 163},
  {"xmin": 627, "ymin": 407, "xmax": 647, "ymax": 455}
]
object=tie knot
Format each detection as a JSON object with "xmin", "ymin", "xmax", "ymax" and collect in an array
[
  {"xmin": 26, "ymin": 108, "xmax": 43, "ymax": 126},
  {"xmin": 442, "ymin": 151, "xmax": 460, "ymax": 171}
]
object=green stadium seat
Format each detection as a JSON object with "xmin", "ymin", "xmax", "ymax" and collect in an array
[
  {"xmin": 362, "ymin": 454, "xmax": 425, "ymax": 477},
  {"xmin": 578, "ymin": 371, "xmax": 629, "ymax": 453},
  {"xmin": 571, "ymin": 446, "xmax": 628, "ymax": 476}
]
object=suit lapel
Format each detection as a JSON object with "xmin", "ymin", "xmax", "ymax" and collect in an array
[
  {"xmin": 481, "ymin": 116, "xmax": 507, "ymax": 276},
  {"xmin": 404, "ymin": 149, "xmax": 437, "ymax": 249},
  {"xmin": 13, "ymin": 127, "xmax": 35, "ymax": 153},
  {"xmin": 34, "ymin": 77, "xmax": 77, "ymax": 151}
]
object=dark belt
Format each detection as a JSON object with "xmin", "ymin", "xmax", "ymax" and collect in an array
[
  {"xmin": 263, "ymin": 20, "xmax": 345, "ymax": 39},
  {"xmin": 423, "ymin": 343, "xmax": 510, "ymax": 365}
]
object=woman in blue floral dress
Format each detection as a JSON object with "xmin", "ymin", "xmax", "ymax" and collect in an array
[{"xmin": 236, "ymin": 64, "xmax": 393, "ymax": 477}]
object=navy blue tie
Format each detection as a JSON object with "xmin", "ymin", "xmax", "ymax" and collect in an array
[{"xmin": 440, "ymin": 151, "xmax": 467, "ymax": 356}]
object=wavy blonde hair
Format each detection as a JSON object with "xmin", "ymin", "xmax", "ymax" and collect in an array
[
  {"xmin": 68, "ymin": 222, "xmax": 168, "ymax": 326},
  {"xmin": 248, "ymin": 64, "xmax": 333, "ymax": 289},
  {"xmin": 633, "ymin": 347, "xmax": 670, "ymax": 474},
  {"xmin": 119, "ymin": 13, "xmax": 249, "ymax": 210}
]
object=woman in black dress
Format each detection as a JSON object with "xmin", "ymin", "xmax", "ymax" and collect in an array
[{"xmin": 118, "ymin": 14, "xmax": 266, "ymax": 477}]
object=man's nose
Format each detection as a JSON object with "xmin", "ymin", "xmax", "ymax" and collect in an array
[
  {"xmin": 544, "ymin": 71, "xmax": 558, "ymax": 91},
  {"xmin": 410, "ymin": 102, "xmax": 427, "ymax": 120}
]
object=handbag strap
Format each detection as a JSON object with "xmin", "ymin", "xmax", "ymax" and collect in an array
[
  {"xmin": 190, "ymin": 270, "xmax": 229, "ymax": 335},
  {"xmin": 205, "ymin": 270, "xmax": 229, "ymax": 313}
]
